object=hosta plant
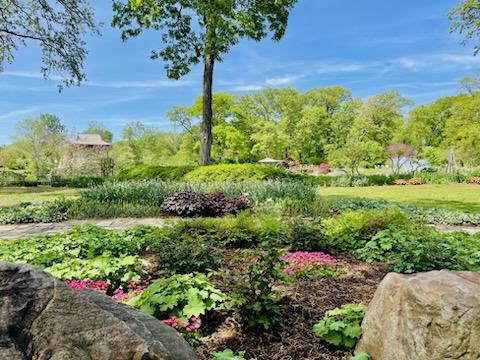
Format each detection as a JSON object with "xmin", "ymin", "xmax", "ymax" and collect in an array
[
  {"xmin": 128, "ymin": 273, "xmax": 226, "ymax": 321},
  {"xmin": 211, "ymin": 349, "xmax": 247, "ymax": 360},
  {"xmin": 313, "ymin": 304, "xmax": 366, "ymax": 348}
]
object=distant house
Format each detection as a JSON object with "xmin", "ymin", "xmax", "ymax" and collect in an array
[
  {"xmin": 258, "ymin": 157, "xmax": 283, "ymax": 165},
  {"xmin": 73, "ymin": 134, "xmax": 111, "ymax": 148},
  {"xmin": 55, "ymin": 134, "xmax": 113, "ymax": 178}
]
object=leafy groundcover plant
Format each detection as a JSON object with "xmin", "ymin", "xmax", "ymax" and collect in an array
[
  {"xmin": 313, "ymin": 304, "xmax": 366, "ymax": 348},
  {"xmin": 210, "ymin": 349, "xmax": 247, "ymax": 360},
  {"xmin": 281, "ymin": 251, "xmax": 338, "ymax": 279},
  {"xmin": 128, "ymin": 273, "xmax": 226, "ymax": 321}
]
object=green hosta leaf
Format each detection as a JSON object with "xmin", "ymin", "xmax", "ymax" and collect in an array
[
  {"xmin": 313, "ymin": 304, "xmax": 365, "ymax": 349},
  {"xmin": 342, "ymin": 336, "xmax": 357, "ymax": 348},
  {"xmin": 324, "ymin": 331, "xmax": 342, "ymax": 346},
  {"xmin": 329, "ymin": 321, "xmax": 346, "ymax": 331},
  {"xmin": 312, "ymin": 321, "xmax": 328, "ymax": 336},
  {"xmin": 351, "ymin": 352, "xmax": 371, "ymax": 360},
  {"xmin": 343, "ymin": 323, "xmax": 362, "ymax": 338},
  {"xmin": 184, "ymin": 295, "xmax": 207, "ymax": 318}
]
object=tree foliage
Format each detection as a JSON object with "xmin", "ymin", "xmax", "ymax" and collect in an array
[
  {"xmin": 449, "ymin": 0, "xmax": 480, "ymax": 55},
  {"xmin": 0, "ymin": 0, "xmax": 99, "ymax": 87},
  {"xmin": 112, "ymin": 0, "xmax": 298, "ymax": 164},
  {"xmin": 15, "ymin": 114, "xmax": 67, "ymax": 180}
]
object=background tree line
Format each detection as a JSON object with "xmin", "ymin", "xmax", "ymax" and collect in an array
[{"xmin": 2, "ymin": 82, "xmax": 480, "ymax": 180}]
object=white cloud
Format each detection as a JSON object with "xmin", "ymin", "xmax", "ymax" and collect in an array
[
  {"xmin": 2, "ymin": 71, "xmax": 64, "ymax": 81},
  {"xmin": 231, "ymin": 84, "xmax": 264, "ymax": 92},
  {"xmin": 0, "ymin": 107, "xmax": 39, "ymax": 122},
  {"xmin": 1, "ymin": 71, "xmax": 194, "ymax": 89},
  {"xmin": 264, "ymin": 75, "xmax": 299, "ymax": 86},
  {"xmin": 87, "ymin": 79, "xmax": 194, "ymax": 89}
]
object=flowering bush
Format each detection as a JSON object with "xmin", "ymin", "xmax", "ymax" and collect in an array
[
  {"xmin": 65, "ymin": 279, "xmax": 109, "ymax": 292},
  {"xmin": 112, "ymin": 279, "xmax": 150, "ymax": 302},
  {"xmin": 162, "ymin": 315, "xmax": 202, "ymax": 333},
  {"xmin": 281, "ymin": 252, "xmax": 338, "ymax": 279},
  {"xmin": 318, "ymin": 163, "xmax": 330, "ymax": 174}
]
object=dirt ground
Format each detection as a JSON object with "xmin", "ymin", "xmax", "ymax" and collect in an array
[{"xmin": 196, "ymin": 252, "xmax": 389, "ymax": 360}]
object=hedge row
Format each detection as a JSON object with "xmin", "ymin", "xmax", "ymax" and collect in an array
[{"xmin": 115, "ymin": 164, "xmax": 480, "ymax": 187}]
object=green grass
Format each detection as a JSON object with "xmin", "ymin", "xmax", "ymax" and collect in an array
[
  {"xmin": 318, "ymin": 184, "xmax": 480, "ymax": 212},
  {"xmin": 0, "ymin": 187, "xmax": 80, "ymax": 207}
]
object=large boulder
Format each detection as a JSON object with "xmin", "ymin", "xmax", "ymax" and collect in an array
[
  {"xmin": 0, "ymin": 262, "xmax": 198, "ymax": 360},
  {"xmin": 356, "ymin": 270, "xmax": 480, "ymax": 360}
]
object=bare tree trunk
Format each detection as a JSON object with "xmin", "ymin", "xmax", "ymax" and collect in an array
[{"xmin": 200, "ymin": 54, "xmax": 214, "ymax": 165}]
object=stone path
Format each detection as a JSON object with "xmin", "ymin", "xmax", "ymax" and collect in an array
[
  {"xmin": 0, "ymin": 218, "xmax": 166, "ymax": 240},
  {"xmin": 434, "ymin": 224, "xmax": 480, "ymax": 235},
  {"xmin": 0, "ymin": 218, "xmax": 479, "ymax": 240}
]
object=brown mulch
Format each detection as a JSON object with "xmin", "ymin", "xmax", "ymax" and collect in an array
[{"xmin": 196, "ymin": 252, "xmax": 389, "ymax": 360}]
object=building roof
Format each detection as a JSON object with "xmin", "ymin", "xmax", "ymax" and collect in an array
[
  {"xmin": 73, "ymin": 134, "xmax": 111, "ymax": 147},
  {"xmin": 258, "ymin": 157, "xmax": 283, "ymax": 164}
]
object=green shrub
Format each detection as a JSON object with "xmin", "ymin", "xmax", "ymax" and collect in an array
[
  {"xmin": 0, "ymin": 201, "xmax": 68, "ymax": 224},
  {"xmin": 417, "ymin": 171, "xmax": 467, "ymax": 184},
  {"xmin": 129, "ymin": 273, "xmax": 226, "ymax": 321},
  {"xmin": 229, "ymin": 246, "xmax": 284, "ymax": 330},
  {"xmin": 313, "ymin": 304, "xmax": 366, "ymax": 348},
  {"xmin": 198, "ymin": 213, "xmax": 286, "ymax": 248},
  {"xmin": 321, "ymin": 208, "xmax": 411, "ymax": 252},
  {"xmin": 116, "ymin": 165, "xmax": 197, "ymax": 181},
  {"xmin": 357, "ymin": 225, "xmax": 480, "ymax": 272},
  {"xmin": 183, "ymin": 164, "xmax": 294, "ymax": 182},
  {"xmin": 80, "ymin": 180, "xmax": 315, "ymax": 210},
  {"xmin": 284, "ymin": 217, "xmax": 326, "ymax": 251},
  {"xmin": 148, "ymin": 229, "xmax": 220, "ymax": 274},
  {"xmin": 278, "ymin": 196, "xmax": 330, "ymax": 218}
]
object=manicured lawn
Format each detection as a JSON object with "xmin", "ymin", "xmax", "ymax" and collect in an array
[
  {"xmin": 0, "ymin": 187, "xmax": 80, "ymax": 207},
  {"xmin": 318, "ymin": 184, "xmax": 480, "ymax": 212}
]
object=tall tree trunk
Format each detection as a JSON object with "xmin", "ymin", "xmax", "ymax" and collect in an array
[{"xmin": 200, "ymin": 54, "xmax": 214, "ymax": 165}]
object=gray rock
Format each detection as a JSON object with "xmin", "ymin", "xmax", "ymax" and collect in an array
[
  {"xmin": 0, "ymin": 262, "xmax": 198, "ymax": 360},
  {"xmin": 356, "ymin": 270, "xmax": 480, "ymax": 360}
]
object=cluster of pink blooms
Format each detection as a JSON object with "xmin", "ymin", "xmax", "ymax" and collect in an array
[
  {"xmin": 64, "ymin": 279, "xmax": 109, "ymax": 292},
  {"xmin": 111, "ymin": 279, "xmax": 150, "ymax": 302},
  {"xmin": 318, "ymin": 163, "xmax": 330, "ymax": 174},
  {"xmin": 162, "ymin": 316, "xmax": 202, "ymax": 333},
  {"xmin": 281, "ymin": 251, "xmax": 337, "ymax": 276},
  {"xmin": 65, "ymin": 279, "xmax": 150, "ymax": 303}
]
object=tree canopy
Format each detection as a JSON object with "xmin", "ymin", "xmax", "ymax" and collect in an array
[
  {"xmin": 112, "ymin": 0, "xmax": 298, "ymax": 164},
  {"xmin": 0, "ymin": 0, "xmax": 99, "ymax": 87}
]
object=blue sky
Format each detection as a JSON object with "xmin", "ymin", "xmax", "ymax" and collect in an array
[{"xmin": 1, "ymin": 0, "xmax": 478, "ymax": 144}]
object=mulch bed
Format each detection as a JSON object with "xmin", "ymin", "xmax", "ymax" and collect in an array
[{"xmin": 196, "ymin": 252, "xmax": 389, "ymax": 360}]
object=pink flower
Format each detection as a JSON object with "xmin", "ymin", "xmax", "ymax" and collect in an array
[
  {"xmin": 280, "ymin": 252, "xmax": 337, "ymax": 276},
  {"xmin": 65, "ymin": 279, "xmax": 109, "ymax": 292}
]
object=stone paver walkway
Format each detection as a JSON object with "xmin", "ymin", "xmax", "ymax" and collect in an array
[
  {"xmin": 0, "ymin": 218, "xmax": 166, "ymax": 240},
  {"xmin": 434, "ymin": 224, "xmax": 480, "ymax": 235},
  {"xmin": 1, "ymin": 218, "xmax": 479, "ymax": 240}
]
